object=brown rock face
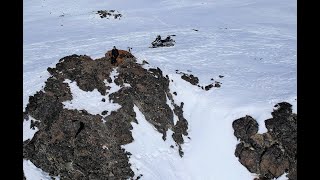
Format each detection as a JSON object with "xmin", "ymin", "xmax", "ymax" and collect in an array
[
  {"xmin": 105, "ymin": 49, "xmax": 135, "ymax": 66},
  {"xmin": 232, "ymin": 102, "xmax": 297, "ymax": 180},
  {"xmin": 232, "ymin": 115, "xmax": 258, "ymax": 142},
  {"xmin": 181, "ymin": 74, "xmax": 199, "ymax": 85},
  {"xmin": 23, "ymin": 50, "xmax": 189, "ymax": 179}
]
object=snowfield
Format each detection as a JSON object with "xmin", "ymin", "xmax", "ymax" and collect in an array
[{"xmin": 23, "ymin": 0, "xmax": 296, "ymax": 179}]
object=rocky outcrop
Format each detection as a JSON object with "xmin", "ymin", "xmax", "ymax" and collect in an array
[
  {"xmin": 232, "ymin": 102, "xmax": 297, "ymax": 180},
  {"xmin": 171, "ymin": 102, "xmax": 189, "ymax": 157},
  {"xmin": 181, "ymin": 74, "xmax": 199, "ymax": 85},
  {"xmin": 176, "ymin": 70, "xmax": 222, "ymax": 90},
  {"xmin": 23, "ymin": 50, "xmax": 189, "ymax": 179}
]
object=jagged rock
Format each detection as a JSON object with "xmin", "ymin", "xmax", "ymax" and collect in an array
[
  {"xmin": 142, "ymin": 60, "xmax": 149, "ymax": 65},
  {"xmin": 44, "ymin": 76, "xmax": 73, "ymax": 102},
  {"xmin": 180, "ymin": 74, "xmax": 199, "ymax": 85},
  {"xmin": 214, "ymin": 82, "xmax": 221, "ymax": 88},
  {"xmin": 259, "ymin": 145, "xmax": 289, "ymax": 179},
  {"xmin": 101, "ymin": 110, "xmax": 108, "ymax": 115},
  {"xmin": 235, "ymin": 143, "xmax": 261, "ymax": 173},
  {"xmin": 172, "ymin": 102, "xmax": 189, "ymax": 157},
  {"xmin": 47, "ymin": 54, "xmax": 112, "ymax": 96},
  {"xmin": 30, "ymin": 119, "xmax": 40, "ymax": 130},
  {"xmin": 204, "ymin": 84, "xmax": 214, "ymax": 91},
  {"xmin": 232, "ymin": 102, "xmax": 297, "ymax": 180},
  {"xmin": 111, "ymin": 63, "xmax": 176, "ymax": 140},
  {"xmin": 232, "ymin": 115, "xmax": 258, "ymax": 141},
  {"xmin": 24, "ymin": 50, "xmax": 189, "ymax": 179}
]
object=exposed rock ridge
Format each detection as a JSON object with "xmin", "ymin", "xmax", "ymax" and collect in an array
[{"xmin": 23, "ymin": 51, "xmax": 189, "ymax": 179}]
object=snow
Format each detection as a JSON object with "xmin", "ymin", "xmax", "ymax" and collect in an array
[
  {"xmin": 23, "ymin": 159, "xmax": 60, "ymax": 180},
  {"xmin": 107, "ymin": 68, "xmax": 121, "ymax": 95},
  {"xmin": 165, "ymin": 93, "xmax": 179, "ymax": 125},
  {"xmin": 62, "ymin": 77, "xmax": 121, "ymax": 116},
  {"xmin": 124, "ymin": 105, "xmax": 186, "ymax": 180},
  {"xmin": 23, "ymin": 116, "xmax": 40, "ymax": 141},
  {"xmin": 275, "ymin": 173, "xmax": 289, "ymax": 180},
  {"xmin": 24, "ymin": 0, "xmax": 296, "ymax": 179}
]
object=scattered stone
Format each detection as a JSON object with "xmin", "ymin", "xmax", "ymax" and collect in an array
[
  {"xmin": 30, "ymin": 119, "xmax": 40, "ymax": 130},
  {"xmin": 170, "ymin": 145, "xmax": 174, "ymax": 148},
  {"xmin": 211, "ymin": 78, "xmax": 214, "ymax": 81},
  {"xmin": 181, "ymin": 74, "xmax": 199, "ymax": 85},
  {"xmin": 137, "ymin": 174, "xmax": 143, "ymax": 180},
  {"xmin": 214, "ymin": 82, "xmax": 221, "ymax": 88},
  {"xmin": 101, "ymin": 110, "xmax": 108, "ymax": 115},
  {"xmin": 102, "ymin": 98, "xmax": 106, "ymax": 102},
  {"xmin": 192, "ymin": 29, "xmax": 199, "ymax": 31},
  {"xmin": 142, "ymin": 60, "xmax": 149, "ymax": 65},
  {"xmin": 204, "ymin": 84, "xmax": 214, "ymax": 91},
  {"xmin": 219, "ymin": 75, "xmax": 224, "ymax": 78},
  {"xmin": 232, "ymin": 102, "xmax": 297, "ymax": 180},
  {"xmin": 173, "ymin": 92, "xmax": 177, "ymax": 96}
]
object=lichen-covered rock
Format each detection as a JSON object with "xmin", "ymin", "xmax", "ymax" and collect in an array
[
  {"xmin": 232, "ymin": 115, "xmax": 258, "ymax": 141},
  {"xmin": 232, "ymin": 102, "xmax": 297, "ymax": 180},
  {"xmin": 24, "ymin": 50, "xmax": 189, "ymax": 179},
  {"xmin": 259, "ymin": 145, "xmax": 289, "ymax": 179},
  {"xmin": 171, "ymin": 102, "xmax": 189, "ymax": 157}
]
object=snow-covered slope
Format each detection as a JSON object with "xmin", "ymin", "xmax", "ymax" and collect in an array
[{"xmin": 23, "ymin": 0, "xmax": 296, "ymax": 179}]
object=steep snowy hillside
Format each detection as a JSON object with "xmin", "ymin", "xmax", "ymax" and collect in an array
[{"xmin": 23, "ymin": 0, "xmax": 296, "ymax": 179}]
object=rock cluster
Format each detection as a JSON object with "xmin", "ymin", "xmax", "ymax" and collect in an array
[
  {"xmin": 176, "ymin": 70, "xmax": 221, "ymax": 90},
  {"xmin": 23, "ymin": 51, "xmax": 189, "ymax": 179},
  {"xmin": 232, "ymin": 102, "xmax": 297, "ymax": 180}
]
